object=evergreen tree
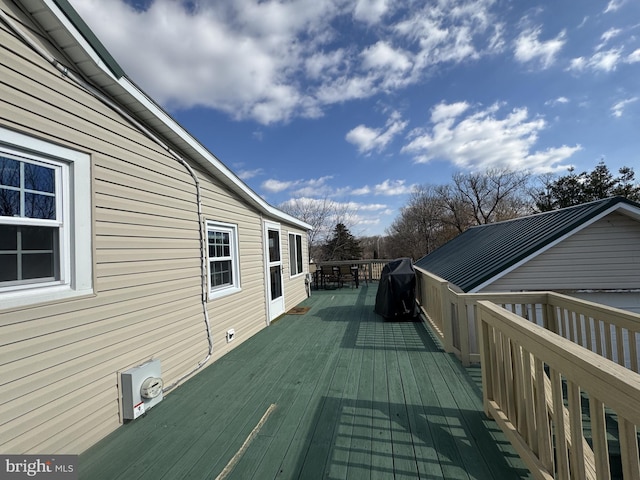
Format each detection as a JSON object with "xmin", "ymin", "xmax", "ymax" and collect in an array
[
  {"xmin": 323, "ymin": 223, "xmax": 362, "ymax": 260},
  {"xmin": 534, "ymin": 161, "xmax": 640, "ymax": 211}
]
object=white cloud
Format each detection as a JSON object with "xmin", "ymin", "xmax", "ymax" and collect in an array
[
  {"xmin": 597, "ymin": 27, "xmax": 622, "ymax": 50},
  {"xmin": 68, "ymin": 0, "xmax": 504, "ymax": 124},
  {"xmin": 262, "ymin": 178, "xmax": 296, "ymax": 193},
  {"xmin": 292, "ymin": 176, "xmax": 336, "ymax": 197},
  {"xmin": 514, "ymin": 27, "xmax": 566, "ymax": 69},
  {"xmin": 353, "ymin": 0, "xmax": 390, "ymax": 25},
  {"xmin": 604, "ymin": 0, "xmax": 625, "ymax": 13},
  {"xmin": 373, "ymin": 179, "xmax": 415, "ymax": 196},
  {"xmin": 545, "ymin": 96, "xmax": 569, "ymax": 106},
  {"xmin": 627, "ymin": 49, "xmax": 640, "ymax": 63},
  {"xmin": 350, "ymin": 179, "xmax": 415, "ymax": 197},
  {"xmin": 401, "ymin": 101, "xmax": 581, "ymax": 173},
  {"xmin": 237, "ymin": 168, "xmax": 263, "ymax": 180},
  {"xmin": 262, "ymin": 175, "xmax": 337, "ymax": 196},
  {"xmin": 611, "ymin": 97, "xmax": 638, "ymax": 118},
  {"xmin": 430, "ymin": 101, "xmax": 470, "ymax": 123},
  {"xmin": 361, "ymin": 42, "xmax": 412, "ymax": 72},
  {"xmin": 569, "ymin": 48, "xmax": 623, "ymax": 73},
  {"xmin": 345, "ymin": 111, "xmax": 408, "ymax": 154}
]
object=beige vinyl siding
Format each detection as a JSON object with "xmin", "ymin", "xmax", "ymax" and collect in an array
[
  {"xmin": 0, "ymin": 4, "xmax": 279, "ymax": 454},
  {"xmin": 282, "ymin": 226, "xmax": 309, "ymax": 310},
  {"xmin": 483, "ymin": 212, "xmax": 640, "ymax": 292}
]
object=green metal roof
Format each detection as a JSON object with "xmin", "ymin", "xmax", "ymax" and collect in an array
[{"xmin": 414, "ymin": 197, "xmax": 640, "ymax": 292}]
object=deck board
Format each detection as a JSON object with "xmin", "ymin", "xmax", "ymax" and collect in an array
[{"xmin": 79, "ymin": 286, "xmax": 531, "ymax": 479}]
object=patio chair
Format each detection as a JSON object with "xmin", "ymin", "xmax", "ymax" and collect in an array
[
  {"xmin": 339, "ymin": 264, "xmax": 357, "ymax": 288},
  {"xmin": 320, "ymin": 265, "xmax": 340, "ymax": 289}
]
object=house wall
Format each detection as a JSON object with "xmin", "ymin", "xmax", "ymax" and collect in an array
[
  {"xmin": 482, "ymin": 212, "xmax": 640, "ymax": 302},
  {"xmin": 0, "ymin": 2, "xmax": 307, "ymax": 454},
  {"xmin": 282, "ymin": 226, "xmax": 310, "ymax": 311}
]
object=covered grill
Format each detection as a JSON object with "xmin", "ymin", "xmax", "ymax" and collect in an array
[{"xmin": 374, "ymin": 258, "xmax": 419, "ymax": 320}]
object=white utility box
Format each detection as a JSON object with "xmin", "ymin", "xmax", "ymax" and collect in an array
[{"xmin": 121, "ymin": 359, "xmax": 163, "ymax": 420}]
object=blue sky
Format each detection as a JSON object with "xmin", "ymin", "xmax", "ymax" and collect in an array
[{"xmin": 68, "ymin": 0, "xmax": 640, "ymax": 237}]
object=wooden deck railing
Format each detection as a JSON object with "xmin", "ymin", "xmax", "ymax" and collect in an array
[
  {"xmin": 414, "ymin": 267, "xmax": 640, "ymax": 373},
  {"xmin": 314, "ymin": 259, "xmax": 389, "ymax": 283},
  {"xmin": 477, "ymin": 300, "xmax": 640, "ymax": 480},
  {"xmin": 414, "ymin": 265, "xmax": 640, "ymax": 479}
]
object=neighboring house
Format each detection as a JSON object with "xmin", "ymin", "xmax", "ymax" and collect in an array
[
  {"xmin": 415, "ymin": 197, "xmax": 640, "ymax": 313},
  {"xmin": 0, "ymin": 0, "xmax": 311, "ymax": 454}
]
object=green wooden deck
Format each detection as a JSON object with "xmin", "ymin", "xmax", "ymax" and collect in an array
[{"xmin": 80, "ymin": 286, "xmax": 531, "ymax": 480}]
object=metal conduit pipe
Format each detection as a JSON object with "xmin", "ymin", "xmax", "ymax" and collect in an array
[{"xmin": 0, "ymin": 8, "xmax": 213, "ymax": 392}]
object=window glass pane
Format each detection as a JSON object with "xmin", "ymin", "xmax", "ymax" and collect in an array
[
  {"xmin": 22, "ymin": 252, "xmax": 55, "ymax": 280},
  {"xmin": 208, "ymin": 230, "xmax": 231, "ymax": 259},
  {"xmin": 0, "ymin": 226, "xmax": 58, "ymax": 283},
  {"xmin": 268, "ymin": 229, "xmax": 280, "ymax": 262},
  {"xmin": 0, "ymin": 254, "xmax": 17, "ymax": 281},
  {"xmin": 21, "ymin": 226, "xmax": 55, "ymax": 250},
  {"xmin": 0, "ymin": 188, "xmax": 19, "ymax": 216},
  {"xmin": 289, "ymin": 234, "xmax": 296, "ymax": 274},
  {"xmin": 296, "ymin": 235, "xmax": 303, "ymax": 273},
  {"xmin": 24, "ymin": 193, "xmax": 55, "ymax": 219},
  {"xmin": 0, "ymin": 157, "xmax": 19, "ymax": 187},
  {"xmin": 270, "ymin": 265, "xmax": 282, "ymax": 299},
  {"xmin": 211, "ymin": 260, "xmax": 232, "ymax": 287},
  {"xmin": 0, "ymin": 225, "xmax": 17, "ymax": 249},
  {"xmin": 24, "ymin": 162, "xmax": 55, "ymax": 193}
]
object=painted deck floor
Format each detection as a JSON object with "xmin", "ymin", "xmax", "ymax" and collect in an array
[{"xmin": 80, "ymin": 285, "xmax": 531, "ymax": 480}]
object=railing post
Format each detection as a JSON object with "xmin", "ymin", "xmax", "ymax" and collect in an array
[
  {"xmin": 544, "ymin": 296, "xmax": 559, "ymax": 335},
  {"xmin": 477, "ymin": 302, "xmax": 492, "ymax": 416},
  {"xmin": 440, "ymin": 280, "xmax": 455, "ymax": 354},
  {"xmin": 457, "ymin": 296, "xmax": 471, "ymax": 366}
]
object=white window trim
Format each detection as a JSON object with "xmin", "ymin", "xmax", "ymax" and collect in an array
[
  {"xmin": 0, "ymin": 127, "xmax": 93, "ymax": 309},
  {"xmin": 288, "ymin": 232, "xmax": 304, "ymax": 278},
  {"xmin": 206, "ymin": 220, "xmax": 241, "ymax": 300}
]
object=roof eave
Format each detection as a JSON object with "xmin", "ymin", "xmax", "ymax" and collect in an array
[{"xmin": 29, "ymin": 0, "xmax": 311, "ymax": 231}]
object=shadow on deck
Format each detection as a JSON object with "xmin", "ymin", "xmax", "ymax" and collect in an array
[{"xmin": 79, "ymin": 286, "xmax": 531, "ymax": 480}]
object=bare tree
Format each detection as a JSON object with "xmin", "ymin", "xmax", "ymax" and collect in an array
[
  {"xmin": 278, "ymin": 196, "xmax": 359, "ymax": 261},
  {"xmin": 386, "ymin": 185, "xmax": 458, "ymax": 260},
  {"xmin": 451, "ymin": 168, "xmax": 530, "ymax": 224},
  {"xmin": 386, "ymin": 168, "xmax": 532, "ymax": 260}
]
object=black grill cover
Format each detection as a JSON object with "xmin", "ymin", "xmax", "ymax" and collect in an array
[{"xmin": 374, "ymin": 258, "xmax": 419, "ymax": 320}]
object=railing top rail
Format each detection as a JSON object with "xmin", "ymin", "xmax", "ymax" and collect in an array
[
  {"xmin": 546, "ymin": 290, "xmax": 640, "ymax": 324},
  {"xmin": 462, "ymin": 291, "xmax": 550, "ymax": 305},
  {"xmin": 478, "ymin": 299, "xmax": 640, "ymax": 425},
  {"xmin": 314, "ymin": 259, "xmax": 391, "ymax": 266}
]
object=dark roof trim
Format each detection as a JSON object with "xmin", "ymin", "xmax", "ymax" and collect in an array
[{"xmin": 52, "ymin": 0, "xmax": 125, "ymax": 78}]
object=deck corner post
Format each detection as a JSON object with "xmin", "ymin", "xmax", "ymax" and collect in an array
[
  {"xmin": 477, "ymin": 301, "xmax": 493, "ymax": 417},
  {"xmin": 440, "ymin": 280, "xmax": 456, "ymax": 355}
]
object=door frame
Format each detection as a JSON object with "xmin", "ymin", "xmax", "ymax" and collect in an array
[{"xmin": 264, "ymin": 220, "xmax": 285, "ymax": 323}]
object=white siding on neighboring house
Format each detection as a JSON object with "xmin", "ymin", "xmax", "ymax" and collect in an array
[
  {"xmin": 484, "ymin": 212, "xmax": 640, "ymax": 294},
  {"xmin": 0, "ymin": 1, "xmax": 308, "ymax": 455}
]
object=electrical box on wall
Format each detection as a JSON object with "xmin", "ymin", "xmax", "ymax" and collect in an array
[
  {"xmin": 121, "ymin": 359, "xmax": 163, "ymax": 421},
  {"xmin": 226, "ymin": 329, "xmax": 235, "ymax": 342}
]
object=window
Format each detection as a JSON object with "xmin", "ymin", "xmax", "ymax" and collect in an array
[
  {"xmin": 289, "ymin": 232, "xmax": 304, "ymax": 276},
  {"xmin": 207, "ymin": 221, "xmax": 240, "ymax": 299},
  {"xmin": 0, "ymin": 127, "xmax": 92, "ymax": 308},
  {"xmin": 1, "ymin": 156, "xmax": 60, "ymax": 285}
]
